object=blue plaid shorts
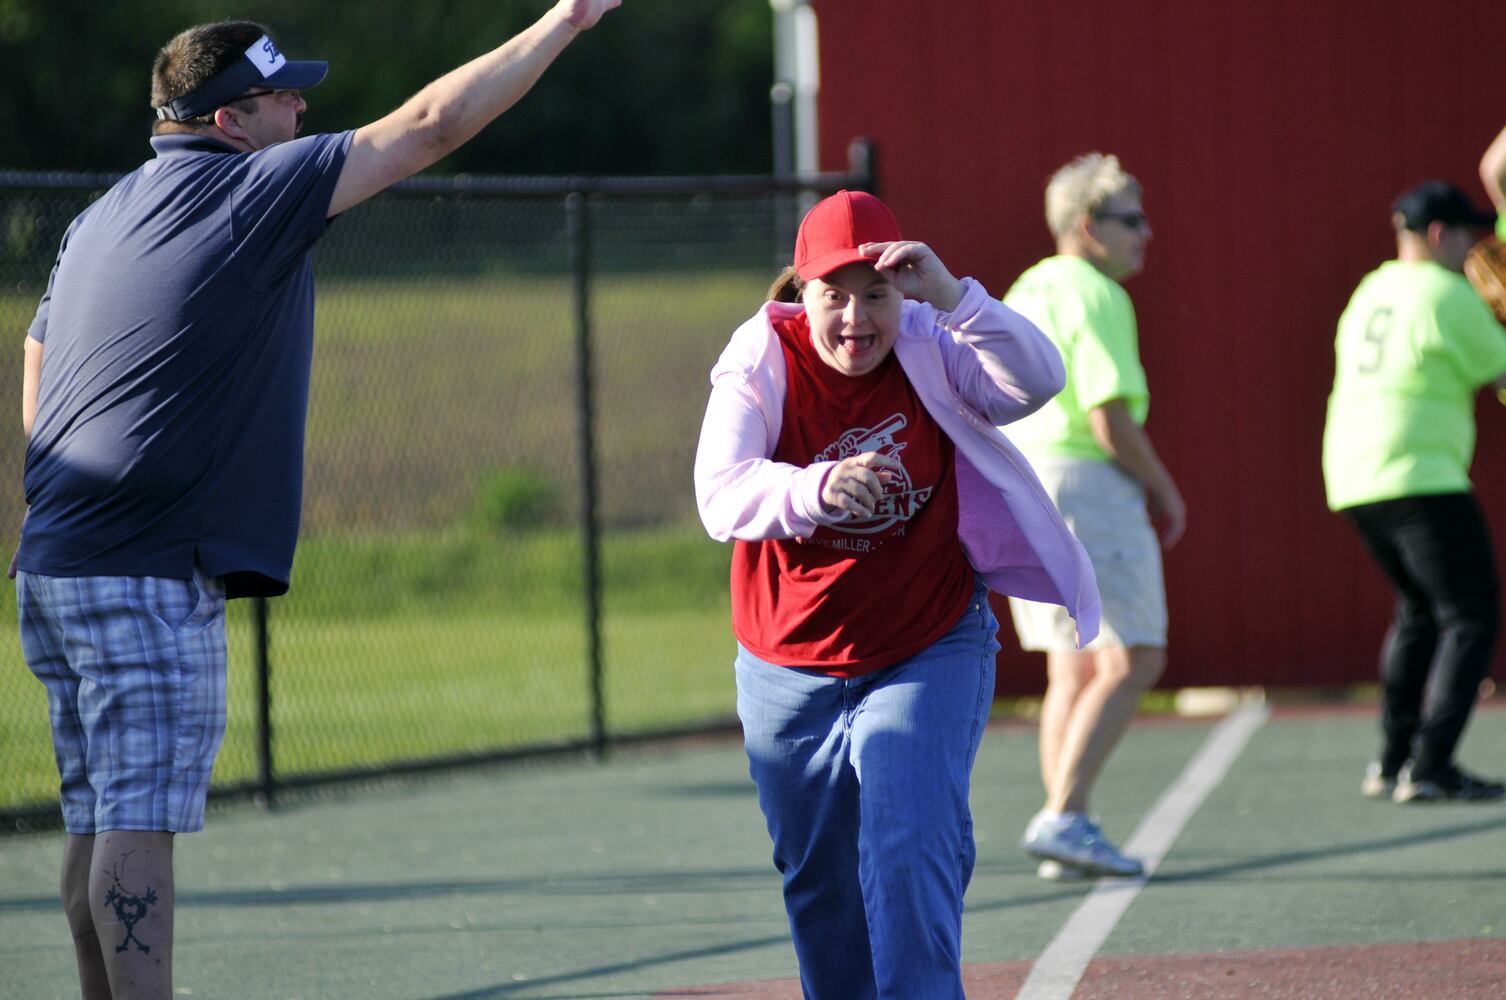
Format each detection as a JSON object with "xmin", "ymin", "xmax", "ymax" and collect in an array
[{"xmin": 17, "ymin": 566, "xmax": 228, "ymax": 834}]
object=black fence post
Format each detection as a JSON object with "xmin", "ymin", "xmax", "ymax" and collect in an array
[
  {"xmin": 566, "ymin": 191, "xmax": 606, "ymax": 760},
  {"xmin": 253, "ymin": 595, "xmax": 276, "ymax": 807},
  {"xmin": 847, "ymin": 136, "xmax": 878, "ymax": 195}
]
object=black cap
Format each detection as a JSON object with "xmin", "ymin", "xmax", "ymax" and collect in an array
[
  {"xmin": 1392, "ymin": 180, "xmax": 1496, "ymax": 232},
  {"xmin": 155, "ymin": 33, "xmax": 327, "ymax": 122}
]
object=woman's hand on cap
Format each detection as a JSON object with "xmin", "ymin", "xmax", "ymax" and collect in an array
[
  {"xmin": 861, "ymin": 241, "xmax": 964, "ymax": 311},
  {"xmin": 820, "ymin": 452, "xmax": 903, "ymax": 519}
]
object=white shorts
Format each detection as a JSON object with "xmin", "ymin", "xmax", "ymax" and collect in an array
[{"xmin": 1008, "ymin": 457, "xmax": 1167, "ymax": 651}]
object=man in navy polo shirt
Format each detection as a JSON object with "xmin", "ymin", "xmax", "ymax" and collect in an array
[{"xmin": 14, "ymin": 4, "xmax": 621, "ymax": 997}]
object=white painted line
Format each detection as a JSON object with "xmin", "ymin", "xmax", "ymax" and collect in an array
[{"xmin": 1013, "ymin": 695, "xmax": 1272, "ymax": 1000}]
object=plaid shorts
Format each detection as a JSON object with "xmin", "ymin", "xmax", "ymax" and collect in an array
[{"xmin": 17, "ymin": 566, "xmax": 228, "ymax": 834}]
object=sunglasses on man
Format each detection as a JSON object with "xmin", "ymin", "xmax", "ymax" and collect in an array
[
  {"xmin": 1092, "ymin": 210, "xmax": 1149, "ymax": 231},
  {"xmin": 235, "ymin": 87, "xmax": 301, "ymax": 104}
]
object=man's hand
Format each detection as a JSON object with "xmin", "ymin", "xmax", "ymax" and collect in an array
[
  {"xmin": 1087, "ymin": 400, "xmax": 1184, "ymax": 548},
  {"xmin": 554, "ymin": 0, "xmax": 622, "ymax": 30},
  {"xmin": 1147, "ymin": 482, "xmax": 1186, "ymax": 549},
  {"xmin": 331, "ymin": 0, "xmax": 625, "ymax": 217},
  {"xmin": 820, "ymin": 452, "xmax": 902, "ymax": 519}
]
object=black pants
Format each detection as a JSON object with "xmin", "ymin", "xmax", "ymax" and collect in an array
[{"xmin": 1344, "ymin": 492, "xmax": 1500, "ymax": 776}]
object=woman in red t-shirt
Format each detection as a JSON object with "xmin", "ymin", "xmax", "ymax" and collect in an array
[{"xmin": 694, "ymin": 191, "xmax": 1091, "ymax": 1000}]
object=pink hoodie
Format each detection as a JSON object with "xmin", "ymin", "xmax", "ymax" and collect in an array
[{"xmin": 694, "ymin": 277, "xmax": 1101, "ymax": 646}]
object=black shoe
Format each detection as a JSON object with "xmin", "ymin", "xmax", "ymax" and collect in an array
[{"xmin": 1393, "ymin": 764, "xmax": 1506, "ymax": 803}]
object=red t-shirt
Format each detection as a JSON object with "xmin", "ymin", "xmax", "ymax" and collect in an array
[{"xmin": 730, "ymin": 314, "xmax": 974, "ymax": 677}]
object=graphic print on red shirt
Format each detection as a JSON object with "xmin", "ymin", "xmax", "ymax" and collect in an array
[
  {"xmin": 731, "ymin": 313, "xmax": 974, "ymax": 676},
  {"xmin": 807, "ymin": 411, "xmax": 928, "ymax": 545}
]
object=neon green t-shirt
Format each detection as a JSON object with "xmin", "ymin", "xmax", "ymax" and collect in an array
[
  {"xmin": 1322, "ymin": 259, "xmax": 1506, "ymax": 510},
  {"xmin": 1001, "ymin": 255, "xmax": 1149, "ymax": 461},
  {"xmin": 1497, "ymin": 214, "xmax": 1506, "ymax": 243}
]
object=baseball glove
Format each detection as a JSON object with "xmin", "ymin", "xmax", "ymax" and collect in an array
[{"xmin": 1464, "ymin": 235, "xmax": 1506, "ymax": 325}]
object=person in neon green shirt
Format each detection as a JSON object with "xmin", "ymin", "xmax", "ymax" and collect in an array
[
  {"xmin": 1002, "ymin": 153, "xmax": 1185, "ymax": 879},
  {"xmin": 1322, "ymin": 179, "xmax": 1506, "ymax": 804},
  {"xmin": 1002, "ymin": 255, "xmax": 1150, "ymax": 462}
]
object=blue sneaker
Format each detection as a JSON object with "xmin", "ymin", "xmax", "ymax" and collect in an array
[{"xmin": 1021, "ymin": 811, "xmax": 1143, "ymax": 877}]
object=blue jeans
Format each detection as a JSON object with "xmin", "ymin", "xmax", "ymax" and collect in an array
[{"xmin": 735, "ymin": 584, "xmax": 999, "ymax": 1000}]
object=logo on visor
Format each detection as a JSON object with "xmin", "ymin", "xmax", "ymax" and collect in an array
[{"xmin": 246, "ymin": 35, "xmax": 286, "ymax": 78}]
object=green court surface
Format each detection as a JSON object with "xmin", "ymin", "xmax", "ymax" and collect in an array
[{"xmin": 2, "ymin": 702, "xmax": 1504, "ymax": 999}]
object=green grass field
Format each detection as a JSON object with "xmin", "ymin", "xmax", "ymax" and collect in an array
[{"xmin": 1, "ymin": 521, "xmax": 738, "ymax": 811}]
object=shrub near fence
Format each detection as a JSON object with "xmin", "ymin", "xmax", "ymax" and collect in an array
[{"xmin": 0, "ymin": 162, "xmax": 871, "ymax": 826}]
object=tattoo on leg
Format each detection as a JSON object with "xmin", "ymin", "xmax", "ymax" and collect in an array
[{"xmin": 103, "ymin": 856, "xmax": 158, "ymax": 954}]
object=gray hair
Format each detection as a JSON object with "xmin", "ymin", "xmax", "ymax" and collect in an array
[{"xmin": 1044, "ymin": 153, "xmax": 1141, "ymax": 239}]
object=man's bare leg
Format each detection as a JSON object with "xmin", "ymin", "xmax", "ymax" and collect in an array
[
  {"xmin": 90, "ymin": 830, "xmax": 175, "ymax": 1000},
  {"xmin": 1039, "ymin": 651, "xmax": 1096, "ymax": 798},
  {"xmin": 1046, "ymin": 646, "xmax": 1165, "ymax": 815},
  {"xmin": 61, "ymin": 834, "xmax": 112, "ymax": 1000}
]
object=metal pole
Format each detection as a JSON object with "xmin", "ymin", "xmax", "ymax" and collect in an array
[
  {"xmin": 770, "ymin": 80, "xmax": 797, "ymax": 265},
  {"xmin": 771, "ymin": 82, "xmax": 795, "ymax": 178},
  {"xmin": 566, "ymin": 191, "xmax": 606, "ymax": 760},
  {"xmin": 252, "ymin": 595, "xmax": 275, "ymax": 808}
]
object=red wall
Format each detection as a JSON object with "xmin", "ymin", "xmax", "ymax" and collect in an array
[{"xmin": 811, "ymin": 0, "xmax": 1506, "ymax": 693}]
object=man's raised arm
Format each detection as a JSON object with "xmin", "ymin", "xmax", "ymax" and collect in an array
[
  {"xmin": 328, "ymin": 0, "xmax": 620, "ymax": 217},
  {"xmin": 1481, "ymin": 121, "xmax": 1506, "ymax": 214}
]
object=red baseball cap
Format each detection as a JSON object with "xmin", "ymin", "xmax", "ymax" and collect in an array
[{"xmin": 794, "ymin": 190, "xmax": 903, "ymax": 281}]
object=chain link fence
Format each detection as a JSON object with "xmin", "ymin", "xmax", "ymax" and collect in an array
[{"xmin": 0, "ymin": 153, "xmax": 871, "ymax": 828}]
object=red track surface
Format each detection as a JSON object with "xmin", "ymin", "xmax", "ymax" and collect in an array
[{"xmin": 654, "ymin": 938, "xmax": 1506, "ymax": 999}]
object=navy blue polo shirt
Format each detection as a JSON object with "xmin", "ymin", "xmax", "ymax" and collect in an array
[{"xmin": 20, "ymin": 129, "xmax": 354, "ymax": 597}]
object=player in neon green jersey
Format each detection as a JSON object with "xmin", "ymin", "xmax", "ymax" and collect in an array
[{"xmin": 1323, "ymin": 179, "xmax": 1506, "ymax": 805}]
